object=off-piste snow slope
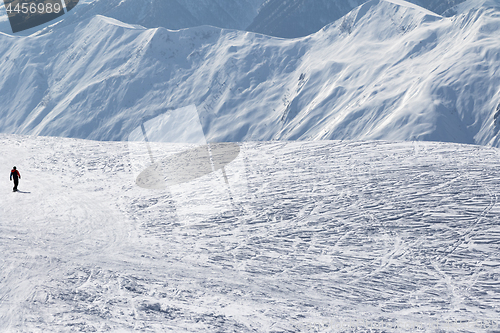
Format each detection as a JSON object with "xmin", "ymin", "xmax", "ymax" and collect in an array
[
  {"xmin": 0, "ymin": 0, "xmax": 499, "ymax": 146},
  {"xmin": 0, "ymin": 134, "xmax": 500, "ymax": 332}
]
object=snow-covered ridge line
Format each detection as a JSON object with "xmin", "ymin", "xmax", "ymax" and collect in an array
[
  {"xmin": 383, "ymin": 0, "xmax": 442, "ymax": 16},
  {"xmin": 247, "ymin": 0, "xmax": 462, "ymax": 38},
  {"xmin": 0, "ymin": 0, "xmax": 267, "ymax": 36},
  {"xmin": 0, "ymin": 0, "xmax": 466, "ymax": 38},
  {"xmin": 0, "ymin": 0, "xmax": 499, "ymax": 146}
]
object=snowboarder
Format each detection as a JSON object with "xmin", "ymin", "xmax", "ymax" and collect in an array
[{"xmin": 10, "ymin": 166, "xmax": 20, "ymax": 192}]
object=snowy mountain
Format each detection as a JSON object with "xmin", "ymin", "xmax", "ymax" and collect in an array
[
  {"xmin": 0, "ymin": 0, "xmax": 499, "ymax": 147},
  {"xmin": 75, "ymin": 0, "xmax": 266, "ymax": 31},
  {"xmin": 247, "ymin": 0, "xmax": 467, "ymax": 38},
  {"xmin": 2, "ymin": 2, "xmax": 500, "ymax": 331},
  {"xmin": 1, "ymin": 134, "xmax": 500, "ymax": 331},
  {"xmin": 0, "ymin": 0, "xmax": 267, "ymax": 35},
  {"xmin": 247, "ymin": 0, "xmax": 371, "ymax": 38}
]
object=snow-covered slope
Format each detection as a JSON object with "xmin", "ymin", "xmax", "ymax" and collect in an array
[
  {"xmin": 1, "ymin": 134, "xmax": 499, "ymax": 331},
  {"xmin": 247, "ymin": 0, "xmax": 466, "ymax": 38},
  {"xmin": 0, "ymin": 0, "xmax": 499, "ymax": 146}
]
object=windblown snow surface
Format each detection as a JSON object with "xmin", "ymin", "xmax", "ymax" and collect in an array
[{"xmin": 1, "ymin": 134, "xmax": 500, "ymax": 332}]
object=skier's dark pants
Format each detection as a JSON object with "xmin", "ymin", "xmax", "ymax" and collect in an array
[{"xmin": 13, "ymin": 178, "xmax": 18, "ymax": 191}]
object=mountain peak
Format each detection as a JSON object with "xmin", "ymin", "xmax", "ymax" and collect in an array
[
  {"xmin": 247, "ymin": 0, "xmax": 446, "ymax": 38},
  {"xmin": 321, "ymin": 0, "xmax": 442, "ymax": 40},
  {"xmin": 383, "ymin": 0, "xmax": 441, "ymax": 16},
  {"xmin": 90, "ymin": 14, "xmax": 145, "ymax": 30}
]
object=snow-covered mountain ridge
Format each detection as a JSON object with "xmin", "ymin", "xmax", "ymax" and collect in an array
[
  {"xmin": 0, "ymin": 0, "xmax": 499, "ymax": 146},
  {"xmin": 0, "ymin": 0, "xmax": 267, "ymax": 35},
  {"xmin": 247, "ymin": 0, "xmax": 466, "ymax": 38},
  {"xmin": 0, "ymin": 0, "xmax": 478, "ymax": 38}
]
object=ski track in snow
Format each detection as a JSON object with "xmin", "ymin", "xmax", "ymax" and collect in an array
[{"xmin": 0, "ymin": 134, "xmax": 500, "ymax": 332}]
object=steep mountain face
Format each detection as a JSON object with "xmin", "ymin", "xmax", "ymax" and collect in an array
[
  {"xmin": 0, "ymin": 0, "xmax": 267, "ymax": 35},
  {"xmin": 247, "ymin": 0, "xmax": 467, "ymax": 38},
  {"xmin": 0, "ymin": 0, "xmax": 499, "ymax": 146}
]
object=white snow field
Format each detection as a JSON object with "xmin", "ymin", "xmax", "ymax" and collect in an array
[{"xmin": 1, "ymin": 134, "xmax": 500, "ymax": 332}]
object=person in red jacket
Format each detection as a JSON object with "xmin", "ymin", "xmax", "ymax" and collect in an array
[{"xmin": 10, "ymin": 166, "xmax": 20, "ymax": 192}]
